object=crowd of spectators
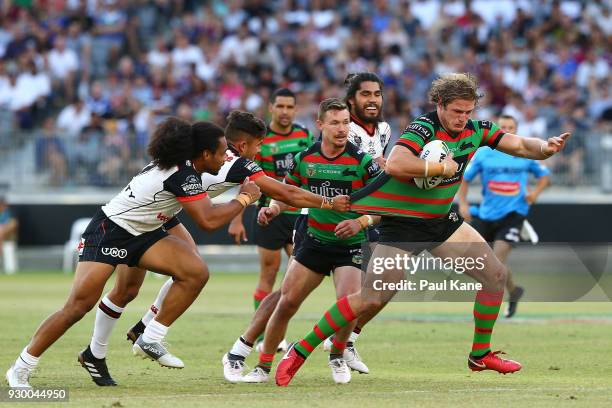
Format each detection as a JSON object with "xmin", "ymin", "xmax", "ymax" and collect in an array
[{"xmin": 0, "ymin": 0, "xmax": 610, "ymax": 187}]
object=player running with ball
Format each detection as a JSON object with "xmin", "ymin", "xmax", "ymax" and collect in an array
[{"xmin": 274, "ymin": 73, "xmax": 570, "ymax": 386}]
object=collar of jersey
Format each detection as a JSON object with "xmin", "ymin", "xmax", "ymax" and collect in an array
[
  {"xmin": 350, "ymin": 114, "xmax": 376, "ymax": 136},
  {"xmin": 227, "ymin": 143, "xmax": 241, "ymax": 156},
  {"xmin": 267, "ymin": 123, "xmax": 294, "ymax": 136},
  {"xmin": 317, "ymin": 142, "xmax": 347, "ymax": 162}
]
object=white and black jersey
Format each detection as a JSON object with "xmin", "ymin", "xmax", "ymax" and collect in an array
[
  {"xmin": 101, "ymin": 161, "xmax": 208, "ymax": 236},
  {"xmin": 348, "ymin": 116, "xmax": 392, "ymax": 159},
  {"xmin": 101, "ymin": 146, "xmax": 264, "ymax": 236},
  {"xmin": 201, "ymin": 145, "xmax": 265, "ymax": 198}
]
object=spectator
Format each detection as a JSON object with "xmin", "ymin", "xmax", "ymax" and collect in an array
[
  {"xmin": 170, "ymin": 31, "xmax": 205, "ymax": 80},
  {"xmin": 0, "ymin": 0, "xmax": 608, "ymax": 188},
  {"xmin": 576, "ymin": 49, "xmax": 610, "ymax": 89},
  {"xmin": 35, "ymin": 117, "xmax": 68, "ymax": 186},
  {"xmin": 147, "ymin": 36, "xmax": 170, "ymax": 71},
  {"xmin": 218, "ymin": 25, "xmax": 259, "ymax": 69},
  {"xmin": 91, "ymin": 0, "xmax": 127, "ymax": 77},
  {"xmin": 85, "ymin": 81, "xmax": 112, "ymax": 118},
  {"xmin": 47, "ymin": 35, "xmax": 79, "ymax": 103},
  {"xmin": 56, "ymin": 98, "xmax": 91, "ymax": 141}
]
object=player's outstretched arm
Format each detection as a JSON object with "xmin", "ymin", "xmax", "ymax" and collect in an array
[
  {"xmin": 496, "ymin": 132, "xmax": 570, "ymax": 160},
  {"xmin": 182, "ymin": 179, "xmax": 261, "ymax": 231},
  {"xmin": 254, "ymin": 175, "xmax": 350, "ymax": 212},
  {"xmin": 386, "ymin": 145, "xmax": 457, "ymax": 179}
]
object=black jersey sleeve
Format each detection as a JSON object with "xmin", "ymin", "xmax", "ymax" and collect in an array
[
  {"xmin": 163, "ymin": 165, "xmax": 208, "ymax": 202},
  {"xmin": 226, "ymin": 157, "xmax": 265, "ymax": 184}
]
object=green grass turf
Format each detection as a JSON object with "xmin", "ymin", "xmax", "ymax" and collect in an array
[{"xmin": 1, "ymin": 272, "xmax": 611, "ymax": 407}]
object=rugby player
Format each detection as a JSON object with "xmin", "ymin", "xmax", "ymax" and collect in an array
[
  {"xmin": 229, "ymin": 98, "xmax": 382, "ymax": 384},
  {"xmin": 222, "ymin": 73, "xmax": 392, "ymax": 380},
  {"xmin": 274, "ymin": 73, "xmax": 569, "ymax": 386},
  {"xmin": 79, "ymin": 111, "xmax": 349, "ymax": 386},
  {"xmin": 231, "ymin": 89, "xmax": 313, "ymax": 353},
  {"xmin": 6, "ymin": 118, "xmax": 262, "ymax": 388}
]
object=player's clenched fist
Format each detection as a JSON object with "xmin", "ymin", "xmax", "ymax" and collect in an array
[
  {"xmin": 257, "ymin": 205, "xmax": 279, "ymax": 226},
  {"xmin": 331, "ymin": 195, "xmax": 351, "ymax": 212},
  {"xmin": 239, "ymin": 177, "xmax": 262, "ymax": 201}
]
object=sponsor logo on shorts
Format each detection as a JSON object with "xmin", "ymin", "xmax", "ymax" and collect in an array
[
  {"xmin": 101, "ymin": 247, "xmax": 128, "ymax": 258},
  {"xmin": 505, "ymin": 228, "xmax": 520, "ymax": 243},
  {"xmin": 350, "ymin": 248, "xmax": 363, "ymax": 265}
]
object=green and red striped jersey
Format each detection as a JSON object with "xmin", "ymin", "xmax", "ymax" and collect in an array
[
  {"xmin": 285, "ymin": 141, "xmax": 382, "ymax": 245},
  {"xmin": 255, "ymin": 123, "xmax": 313, "ymax": 213},
  {"xmin": 351, "ymin": 111, "xmax": 505, "ymax": 219}
]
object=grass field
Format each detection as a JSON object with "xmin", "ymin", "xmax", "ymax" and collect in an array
[{"xmin": 1, "ymin": 272, "xmax": 611, "ymax": 407}]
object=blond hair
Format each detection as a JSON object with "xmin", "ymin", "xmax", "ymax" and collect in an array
[{"xmin": 428, "ymin": 73, "xmax": 481, "ymax": 107}]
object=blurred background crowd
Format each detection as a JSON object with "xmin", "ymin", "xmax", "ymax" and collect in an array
[{"xmin": 0, "ymin": 0, "xmax": 610, "ymax": 188}]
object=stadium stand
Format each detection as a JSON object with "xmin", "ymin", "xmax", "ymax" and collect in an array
[{"xmin": 0, "ymin": 0, "xmax": 609, "ymax": 189}]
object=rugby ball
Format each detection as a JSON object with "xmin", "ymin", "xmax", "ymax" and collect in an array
[{"xmin": 413, "ymin": 140, "xmax": 450, "ymax": 189}]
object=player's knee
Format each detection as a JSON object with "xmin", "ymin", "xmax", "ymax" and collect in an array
[
  {"xmin": 496, "ymin": 264, "xmax": 508, "ymax": 286},
  {"xmin": 278, "ymin": 295, "xmax": 300, "ymax": 316},
  {"xmin": 335, "ymin": 283, "xmax": 360, "ymax": 299},
  {"xmin": 262, "ymin": 257, "xmax": 281, "ymax": 274},
  {"xmin": 109, "ymin": 285, "xmax": 139, "ymax": 306},
  {"xmin": 185, "ymin": 260, "xmax": 209, "ymax": 290},
  {"xmin": 362, "ymin": 298, "xmax": 385, "ymax": 312},
  {"xmin": 63, "ymin": 299, "xmax": 95, "ymax": 324},
  {"xmin": 485, "ymin": 262, "xmax": 508, "ymax": 290}
]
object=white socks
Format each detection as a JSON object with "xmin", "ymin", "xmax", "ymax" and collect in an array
[
  {"xmin": 349, "ymin": 330, "xmax": 360, "ymax": 343},
  {"xmin": 229, "ymin": 336, "xmax": 253, "ymax": 358},
  {"xmin": 142, "ymin": 278, "xmax": 173, "ymax": 325},
  {"xmin": 142, "ymin": 319, "xmax": 168, "ymax": 344},
  {"xmin": 90, "ymin": 295, "xmax": 124, "ymax": 359},
  {"xmin": 15, "ymin": 346, "xmax": 39, "ymax": 370}
]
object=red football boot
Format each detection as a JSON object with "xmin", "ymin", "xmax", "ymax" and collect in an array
[
  {"xmin": 468, "ymin": 350, "xmax": 522, "ymax": 374},
  {"xmin": 275, "ymin": 347, "xmax": 306, "ymax": 386}
]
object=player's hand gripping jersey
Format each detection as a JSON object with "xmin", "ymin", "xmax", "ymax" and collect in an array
[{"xmin": 285, "ymin": 141, "xmax": 382, "ymax": 245}]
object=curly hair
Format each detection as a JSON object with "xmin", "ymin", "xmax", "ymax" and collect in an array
[
  {"xmin": 147, "ymin": 117, "xmax": 194, "ymax": 170},
  {"xmin": 225, "ymin": 110, "xmax": 266, "ymax": 142},
  {"xmin": 428, "ymin": 73, "xmax": 481, "ymax": 107},
  {"xmin": 343, "ymin": 72, "xmax": 384, "ymax": 112}
]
